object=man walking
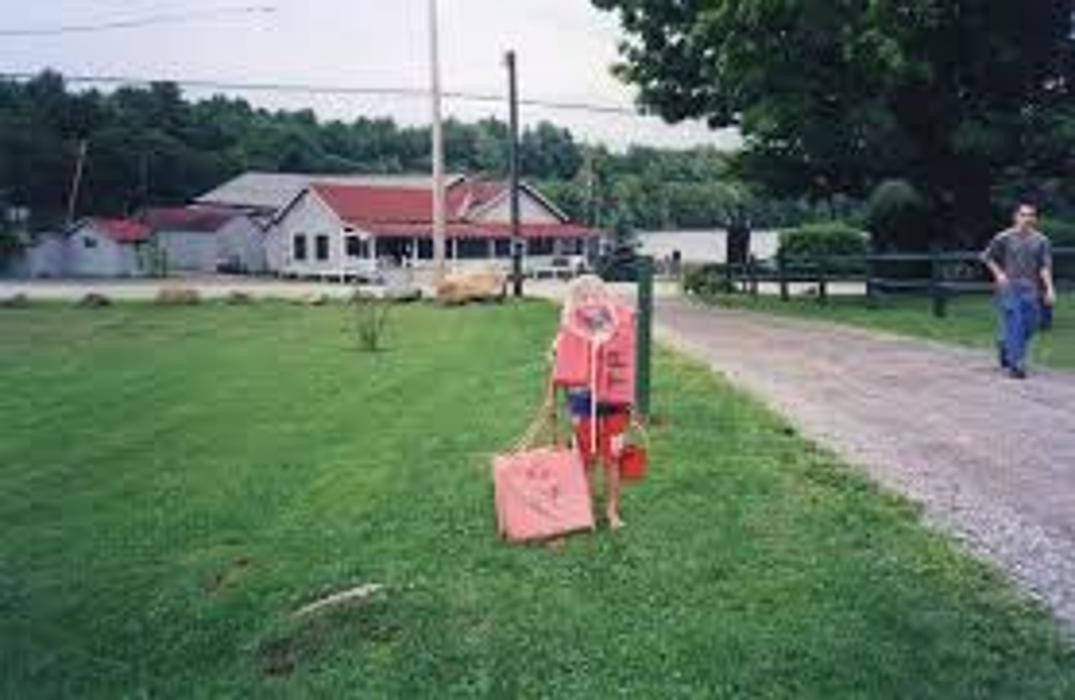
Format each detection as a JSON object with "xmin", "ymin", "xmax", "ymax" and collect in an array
[{"xmin": 982, "ymin": 203, "xmax": 1056, "ymax": 379}]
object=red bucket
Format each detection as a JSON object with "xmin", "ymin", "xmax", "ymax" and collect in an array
[{"xmin": 619, "ymin": 444, "xmax": 647, "ymax": 481}]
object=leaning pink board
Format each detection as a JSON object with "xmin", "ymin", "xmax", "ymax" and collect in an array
[{"xmin": 493, "ymin": 447, "xmax": 595, "ymax": 542}]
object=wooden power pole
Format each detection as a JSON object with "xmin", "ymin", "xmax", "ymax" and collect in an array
[
  {"xmin": 428, "ymin": 0, "xmax": 446, "ymax": 283},
  {"xmin": 506, "ymin": 50, "xmax": 523, "ymax": 297},
  {"xmin": 66, "ymin": 139, "xmax": 88, "ymax": 225}
]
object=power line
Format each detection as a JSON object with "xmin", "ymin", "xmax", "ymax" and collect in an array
[
  {"xmin": 0, "ymin": 71, "xmax": 644, "ymax": 117},
  {"xmin": 0, "ymin": 6, "xmax": 276, "ymax": 36}
]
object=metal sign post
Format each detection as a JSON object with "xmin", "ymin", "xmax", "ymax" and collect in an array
[{"xmin": 635, "ymin": 256, "xmax": 653, "ymax": 420}]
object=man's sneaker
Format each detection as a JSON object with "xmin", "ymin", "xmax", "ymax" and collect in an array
[{"xmin": 1009, "ymin": 367, "xmax": 1027, "ymax": 380}]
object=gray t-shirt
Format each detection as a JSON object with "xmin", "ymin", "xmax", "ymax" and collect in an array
[{"xmin": 982, "ymin": 229, "xmax": 1052, "ymax": 292}]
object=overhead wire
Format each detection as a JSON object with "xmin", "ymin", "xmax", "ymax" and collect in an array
[
  {"xmin": 0, "ymin": 6, "xmax": 277, "ymax": 36},
  {"xmin": 0, "ymin": 71, "xmax": 645, "ymax": 117},
  {"xmin": 0, "ymin": 4, "xmax": 652, "ymax": 118}
]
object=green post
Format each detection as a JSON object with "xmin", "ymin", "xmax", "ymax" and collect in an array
[
  {"xmin": 778, "ymin": 249, "xmax": 789, "ymax": 302},
  {"xmin": 865, "ymin": 249, "xmax": 877, "ymax": 309},
  {"xmin": 930, "ymin": 242, "xmax": 947, "ymax": 318},
  {"xmin": 818, "ymin": 257, "xmax": 828, "ymax": 305},
  {"xmin": 635, "ymin": 256, "xmax": 653, "ymax": 421}
]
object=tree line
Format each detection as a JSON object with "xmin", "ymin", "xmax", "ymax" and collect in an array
[{"xmin": 0, "ymin": 71, "xmax": 820, "ymax": 235}]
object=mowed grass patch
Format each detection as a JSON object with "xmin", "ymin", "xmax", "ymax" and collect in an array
[
  {"xmin": 698, "ymin": 292, "xmax": 1075, "ymax": 369},
  {"xmin": 1, "ymin": 302, "xmax": 1072, "ymax": 698}
]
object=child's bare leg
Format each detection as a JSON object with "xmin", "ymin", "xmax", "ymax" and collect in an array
[
  {"xmin": 573, "ymin": 418, "xmax": 598, "ymax": 516},
  {"xmin": 604, "ymin": 457, "xmax": 623, "ymax": 529}
]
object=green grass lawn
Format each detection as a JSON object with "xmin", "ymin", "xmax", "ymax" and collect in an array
[
  {"xmin": 696, "ymin": 291, "xmax": 1075, "ymax": 369},
  {"xmin": 1, "ymin": 302, "xmax": 1072, "ymax": 698}
]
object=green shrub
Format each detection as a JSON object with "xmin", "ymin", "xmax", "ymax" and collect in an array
[
  {"xmin": 682, "ymin": 264, "xmax": 735, "ymax": 296},
  {"xmin": 778, "ymin": 222, "xmax": 869, "ymax": 276},
  {"xmin": 351, "ymin": 292, "xmax": 392, "ymax": 352},
  {"xmin": 779, "ymin": 222, "xmax": 869, "ymax": 259},
  {"xmin": 868, "ymin": 179, "xmax": 930, "ymax": 251}
]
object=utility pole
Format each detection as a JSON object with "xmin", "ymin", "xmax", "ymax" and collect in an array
[
  {"xmin": 585, "ymin": 150, "xmax": 596, "ymax": 227},
  {"xmin": 584, "ymin": 149, "xmax": 597, "ymax": 264},
  {"xmin": 66, "ymin": 139, "xmax": 88, "ymax": 225},
  {"xmin": 428, "ymin": 0, "xmax": 446, "ymax": 283},
  {"xmin": 506, "ymin": 50, "xmax": 523, "ymax": 297},
  {"xmin": 139, "ymin": 151, "xmax": 150, "ymax": 206}
]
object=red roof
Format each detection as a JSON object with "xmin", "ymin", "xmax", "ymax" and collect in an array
[
  {"xmin": 142, "ymin": 206, "xmax": 238, "ymax": 233},
  {"xmin": 312, "ymin": 183, "xmax": 469, "ymax": 224},
  {"xmin": 306, "ymin": 178, "xmax": 594, "ymax": 240},
  {"xmin": 462, "ymin": 181, "xmax": 505, "ymax": 211},
  {"xmin": 311, "ymin": 180, "xmax": 506, "ymax": 224},
  {"xmin": 89, "ymin": 218, "xmax": 152, "ymax": 243}
]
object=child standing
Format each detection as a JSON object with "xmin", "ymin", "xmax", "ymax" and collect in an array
[{"xmin": 552, "ymin": 276, "xmax": 635, "ymax": 530}]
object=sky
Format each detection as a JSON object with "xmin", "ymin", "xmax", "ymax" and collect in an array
[{"xmin": 0, "ymin": 0, "xmax": 740, "ymax": 151}]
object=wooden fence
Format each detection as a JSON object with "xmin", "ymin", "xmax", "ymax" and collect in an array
[{"xmin": 697, "ymin": 246, "xmax": 1075, "ymax": 318}]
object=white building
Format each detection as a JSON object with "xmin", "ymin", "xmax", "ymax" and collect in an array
[
  {"xmin": 62, "ymin": 218, "xmax": 153, "ymax": 277},
  {"xmin": 2, "ymin": 231, "xmax": 63, "ymax": 278},
  {"xmin": 4, "ymin": 219, "xmax": 153, "ymax": 278},
  {"xmin": 637, "ymin": 229, "xmax": 782, "ymax": 265},
  {"xmin": 265, "ymin": 177, "xmax": 599, "ymax": 280},
  {"xmin": 143, "ymin": 207, "xmax": 265, "ymax": 274}
]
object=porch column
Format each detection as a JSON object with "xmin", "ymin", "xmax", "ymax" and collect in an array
[{"xmin": 338, "ymin": 229, "xmax": 347, "ymax": 281}]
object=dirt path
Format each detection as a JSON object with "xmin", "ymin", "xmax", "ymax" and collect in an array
[
  {"xmin": 656, "ymin": 298, "xmax": 1075, "ymax": 627},
  {"xmin": 0, "ymin": 277, "xmax": 359, "ymax": 301}
]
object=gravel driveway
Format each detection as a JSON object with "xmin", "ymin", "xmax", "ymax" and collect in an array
[{"xmin": 656, "ymin": 298, "xmax": 1075, "ymax": 628}]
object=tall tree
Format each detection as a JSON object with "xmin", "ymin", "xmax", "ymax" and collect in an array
[{"xmin": 593, "ymin": 0, "xmax": 1075, "ymax": 245}]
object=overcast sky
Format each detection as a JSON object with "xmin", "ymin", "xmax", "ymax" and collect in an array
[{"xmin": 0, "ymin": 0, "xmax": 740, "ymax": 151}]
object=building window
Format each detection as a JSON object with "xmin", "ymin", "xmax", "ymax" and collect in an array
[
  {"xmin": 527, "ymin": 238, "xmax": 554, "ymax": 256},
  {"xmin": 561, "ymin": 238, "xmax": 583, "ymax": 255},
  {"xmin": 417, "ymin": 239, "xmax": 433, "ymax": 260},
  {"xmin": 83, "ymin": 237, "xmax": 98, "ymax": 249},
  {"xmin": 346, "ymin": 235, "xmax": 369, "ymax": 259},
  {"xmin": 494, "ymin": 239, "xmax": 511, "ymax": 258},
  {"xmin": 457, "ymin": 238, "xmax": 490, "ymax": 259},
  {"xmin": 293, "ymin": 234, "xmax": 307, "ymax": 261},
  {"xmin": 315, "ymin": 234, "xmax": 330, "ymax": 261}
]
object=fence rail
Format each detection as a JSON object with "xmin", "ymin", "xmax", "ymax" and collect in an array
[{"xmin": 689, "ymin": 247, "xmax": 1075, "ymax": 318}]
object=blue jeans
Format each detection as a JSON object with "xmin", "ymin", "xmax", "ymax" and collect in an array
[
  {"xmin": 997, "ymin": 286, "xmax": 1040, "ymax": 370},
  {"xmin": 1040, "ymin": 300, "xmax": 1053, "ymax": 332}
]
